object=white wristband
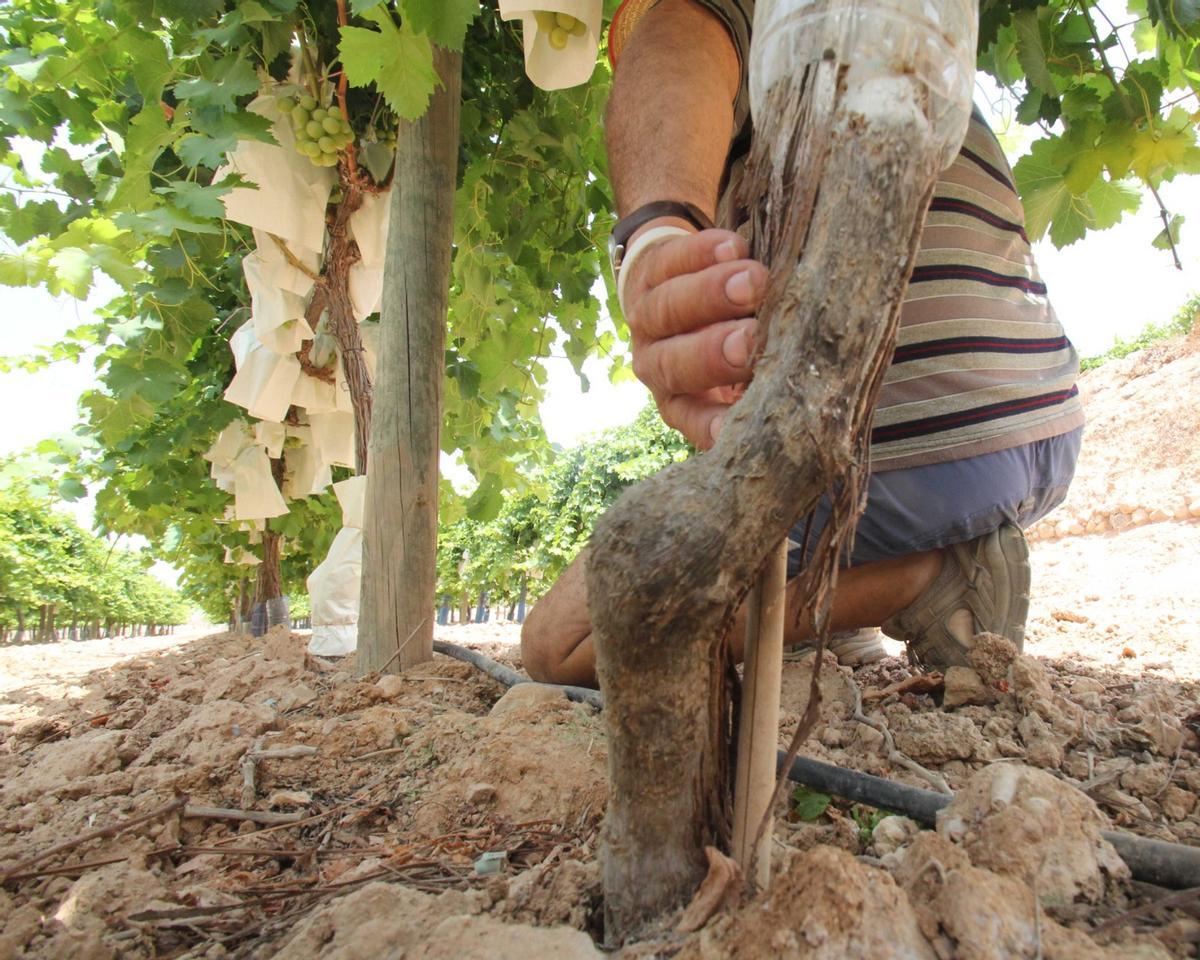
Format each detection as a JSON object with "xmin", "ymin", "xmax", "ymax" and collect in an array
[{"xmin": 616, "ymin": 225, "xmax": 692, "ymax": 316}]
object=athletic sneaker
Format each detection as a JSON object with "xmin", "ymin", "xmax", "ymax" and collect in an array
[
  {"xmin": 783, "ymin": 627, "xmax": 887, "ymax": 667},
  {"xmin": 881, "ymin": 521, "xmax": 1030, "ymax": 670}
]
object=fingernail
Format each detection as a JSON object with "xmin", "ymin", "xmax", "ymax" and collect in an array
[
  {"xmin": 714, "ymin": 239, "xmax": 740, "ymax": 262},
  {"xmin": 722, "ymin": 328, "xmax": 751, "ymax": 368},
  {"xmin": 709, "ymin": 414, "xmax": 725, "ymax": 445},
  {"xmin": 725, "ymin": 269, "xmax": 759, "ymax": 306}
]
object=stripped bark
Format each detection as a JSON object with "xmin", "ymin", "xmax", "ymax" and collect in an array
[
  {"xmin": 589, "ymin": 62, "xmax": 947, "ymax": 942},
  {"xmin": 255, "ymin": 455, "xmax": 287, "ymax": 604},
  {"xmin": 358, "ymin": 48, "xmax": 462, "ymax": 674},
  {"xmin": 322, "ymin": 189, "xmax": 373, "ymax": 475}
]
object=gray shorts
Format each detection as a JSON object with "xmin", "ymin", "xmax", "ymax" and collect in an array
[{"xmin": 787, "ymin": 427, "xmax": 1083, "ymax": 576}]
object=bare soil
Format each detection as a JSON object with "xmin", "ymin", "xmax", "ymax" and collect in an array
[{"xmin": 2, "ymin": 334, "xmax": 1199, "ymax": 958}]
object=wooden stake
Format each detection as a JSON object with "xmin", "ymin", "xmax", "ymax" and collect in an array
[{"xmin": 731, "ymin": 539, "xmax": 789, "ymax": 890}]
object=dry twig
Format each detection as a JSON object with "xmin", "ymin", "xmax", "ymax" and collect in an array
[
  {"xmin": 863, "ymin": 673, "xmax": 945, "ymax": 702},
  {"xmin": 1093, "ymin": 885, "xmax": 1200, "ymax": 933},
  {"xmin": 847, "ymin": 676, "xmax": 952, "ymax": 794},
  {"xmin": 183, "ymin": 805, "xmax": 305, "ymax": 826},
  {"xmin": 1, "ymin": 794, "xmax": 188, "ymax": 883}
]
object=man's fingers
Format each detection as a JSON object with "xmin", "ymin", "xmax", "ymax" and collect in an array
[
  {"xmin": 631, "ymin": 258, "xmax": 768, "ymax": 341},
  {"xmin": 629, "ymin": 228, "xmax": 749, "ymax": 294},
  {"xmin": 656, "ymin": 392, "xmax": 732, "ymax": 451},
  {"xmin": 632, "ymin": 318, "xmax": 756, "ymax": 398}
]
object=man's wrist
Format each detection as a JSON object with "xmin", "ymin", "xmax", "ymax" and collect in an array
[{"xmin": 610, "ymin": 201, "xmax": 713, "ymax": 279}]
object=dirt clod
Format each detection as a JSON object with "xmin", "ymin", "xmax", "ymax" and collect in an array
[
  {"xmin": 678, "ymin": 845, "xmax": 936, "ymax": 959},
  {"xmin": 943, "ymin": 666, "xmax": 994, "ymax": 709},
  {"xmin": 935, "ymin": 764, "xmax": 1128, "ymax": 905}
]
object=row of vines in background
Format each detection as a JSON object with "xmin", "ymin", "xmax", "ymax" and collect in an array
[
  {"xmin": 435, "ymin": 405, "xmax": 691, "ymax": 611},
  {"xmin": 0, "ymin": 470, "xmax": 191, "ymax": 640}
]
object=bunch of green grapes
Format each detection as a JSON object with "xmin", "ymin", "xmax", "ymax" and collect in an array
[
  {"xmin": 278, "ymin": 94, "xmax": 354, "ymax": 168},
  {"xmin": 533, "ymin": 10, "xmax": 587, "ymax": 49}
]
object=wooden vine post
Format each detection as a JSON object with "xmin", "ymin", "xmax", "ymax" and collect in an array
[
  {"xmin": 730, "ymin": 538, "xmax": 789, "ymax": 889},
  {"xmin": 358, "ymin": 47, "xmax": 463, "ymax": 675},
  {"xmin": 587, "ymin": 0, "xmax": 975, "ymax": 942}
]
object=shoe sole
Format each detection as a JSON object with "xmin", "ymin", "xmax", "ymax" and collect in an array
[
  {"xmin": 989, "ymin": 520, "xmax": 1031, "ymax": 652},
  {"xmin": 916, "ymin": 522, "xmax": 1030, "ymax": 667}
]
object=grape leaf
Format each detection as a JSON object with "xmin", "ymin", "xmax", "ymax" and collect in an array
[
  {"xmin": 125, "ymin": 31, "xmax": 173, "ymax": 105},
  {"xmin": 48, "ymin": 247, "xmax": 95, "ymax": 297},
  {"xmin": 111, "ymin": 106, "xmax": 176, "ymax": 212},
  {"xmin": 58, "ymin": 477, "xmax": 88, "ymax": 500},
  {"xmin": 339, "ymin": 9, "xmax": 439, "ymax": 119},
  {"xmin": 174, "ymin": 56, "xmax": 259, "ymax": 112},
  {"xmin": 1147, "ymin": 0, "xmax": 1200, "ymax": 39},
  {"xmin": 0, "ymin": 250, "xmax": 49, "ymax": 288},
  {"xmin": 401, "ymin": 0, "xmax": 480, "ymax": 51},
  {"xmin": 1014, "ymin": 10, "xmax": 1058, "ymax": 96},
  {"xmin": 1084, "ymin": 177, "xmax": 1141, "ymax": 231},
  {"xmin": 465, "ymin": 471, "xmax": 504, "ymax": 522},
  {"xmin": 1014, "ymin": 139, "xmax": 1089, "ymax": 246},
  {"xmin": 1129, "ymin": 114, "xmax": 1200, "ymax": 183},
  {"xmin": 1152, "ymin": 213, "xmax": 1185, "ymax": 250}
]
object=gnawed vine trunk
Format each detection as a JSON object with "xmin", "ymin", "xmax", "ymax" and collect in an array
[
  {"xmin": 358, "ymin": 48, "xmax": 462, "ymax": 675},
  {"xmin": 588, "ymin": 62, "xmax": 950, "ymax": 942}
]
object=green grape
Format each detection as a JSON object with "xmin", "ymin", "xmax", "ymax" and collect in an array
[
  {"xmin": 570, "ymin": 19, "xmax": 586, "ymax": 36},
  {"xmin": 300, "ymin": 140, "xmax": 321, "ymax": 158},
  {"xmin": 549, "ymin": 26, "xmax": 568, "ymax": 49},
  {"xmin": 293, "ymin": 106, "xmax": 310, "ymax": 124},
  {"xmin": 305, "ymin": 120, "xmax": 323, "ymax": 139},
  {"xmin": 322, "ymin": 116, "xmax": 342, "ymax": 135},
  {"xmin": 334, "ymin": 131, "xmax": 353, "ymax": 147},
  {"xmin": 556, "ymin": 12, "xmax": 576, "ymax": 29},
  {"xmin": 277, "ymin": 97, "xmax": 296, "ymax": 115},
  {"xmin": 318, "ymin": 135, "xmax": 336, "ymax": 153},
  {"xmin": 311, "ymin": 107, "xmax": 327, "ymax": 122},
  {"xmin": 320, "ymin": 153, "xmax": 339, "ymax": 167},
  {"xmin": 534, "ymin": 10, "xmax": 556, "ymax": 30},
  {"xmin": 298, "ymin": 94, "xmax": 317, "ymax": 111}
]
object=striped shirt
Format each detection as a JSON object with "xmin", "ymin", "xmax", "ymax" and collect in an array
[{"xmin": 613, "ymin": 0, "xmax": 1084, "ymax": 471}]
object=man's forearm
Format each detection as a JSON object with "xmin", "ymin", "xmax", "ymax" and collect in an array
[{"xmin": 606, "ymin": 0, "xmax": 741, "ymax": 219}]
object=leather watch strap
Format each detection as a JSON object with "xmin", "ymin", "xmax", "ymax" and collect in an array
[{"xmin": 609, "ymin": 201, "xmax": 715, "ymax": 275}]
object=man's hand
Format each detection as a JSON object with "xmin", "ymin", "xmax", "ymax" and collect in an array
[{"xmin": 622, "ymin": 223, "xmax": 768, "ymax": 449}]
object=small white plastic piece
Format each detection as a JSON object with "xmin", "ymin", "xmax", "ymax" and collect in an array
[{"xmin": 616, "ymin": 225, "xmax": 692, "ymax": 316}]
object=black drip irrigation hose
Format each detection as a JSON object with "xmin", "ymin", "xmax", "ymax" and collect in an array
[
  {"xmin": 432, "ymin": 639, "xmax": 1200, "ymax": 889},
  {"xmin": 432, "ymin": 640, "xmax": 603, "ymax": 709}
]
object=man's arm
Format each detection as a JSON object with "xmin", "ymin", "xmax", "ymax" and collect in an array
[
  {"xmin": 606, "ymin": 0, "xmax": 768, "ymax": 449},
  {"xmin": 607, "ymin": 0, "xmax": 738, "ymax": 217}
]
